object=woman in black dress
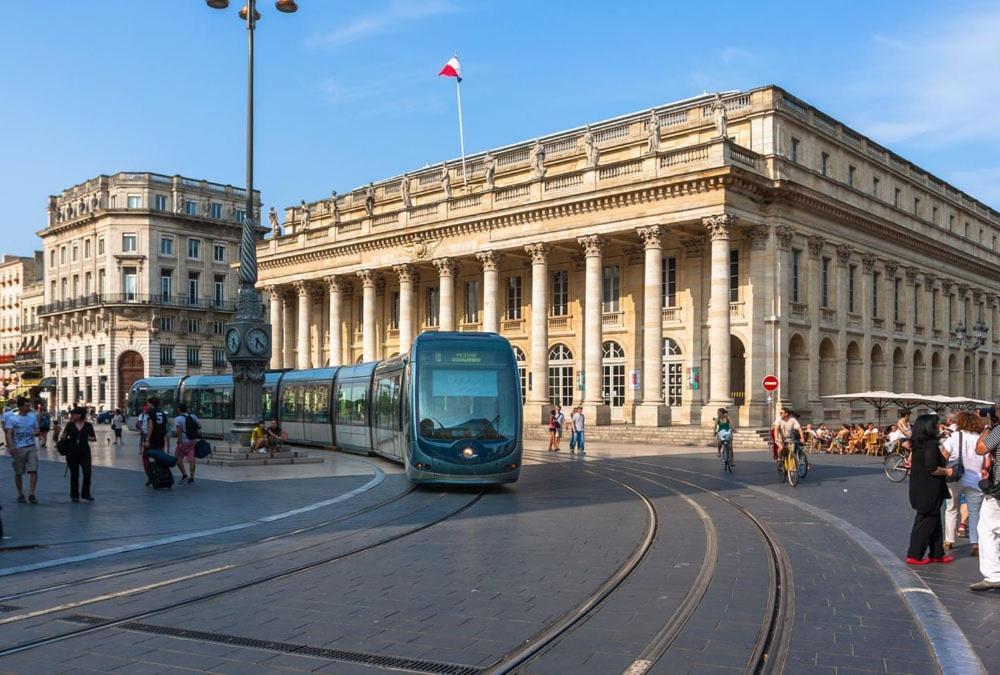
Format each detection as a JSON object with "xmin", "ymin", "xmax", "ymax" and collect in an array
[
  {"xmin": 906, "ymin": 413, "xmax": 954, "ymax": 564},
  {"xmin": 60, "ymin": 406, "xmax": 96, "ymax": 503}
]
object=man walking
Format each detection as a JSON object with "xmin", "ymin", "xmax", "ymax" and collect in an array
[
  {"xmin": 35, "ymin": 402, "xmax": 51, "ymax": 449},
  {"xmin": 142, "ymin": 398, "xmax": 169, "ymax": 486},
  {"xmin": 173, "ymin": 403, "xmax": 200, "ymax": 485},
  {"xmin": 554, "ymin": 405, "xmax": 566, "ymax": 452},
  {"xmin": 5, "ymin": 397, "xmax": 40, "ymax": 504},
  {"xmin": 110, "ymin": 409, "xmax": 124, "ymax": 445},
  {"xmin": 571, "ymin": 407, "xmax": 585, "ymax": 455}
]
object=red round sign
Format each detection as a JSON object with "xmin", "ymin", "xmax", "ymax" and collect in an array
[{"xmin": 762, "ymin": 375, "xmax": 779, "ymax": 392}]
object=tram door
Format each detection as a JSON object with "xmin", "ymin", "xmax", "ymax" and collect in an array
[{"xmin": 372, "ymin": 367, "xmax": 403, "ymax": 460}]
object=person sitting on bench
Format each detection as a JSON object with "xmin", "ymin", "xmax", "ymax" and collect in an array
[
  {"xmin": 265, "ymin": 420, "xmax": 287, "ymax": 455},
  {"xmin": 250, "ymin": 420, "xmax": 267, "ymax": 452}
]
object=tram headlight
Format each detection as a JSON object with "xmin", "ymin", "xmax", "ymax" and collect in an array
[{"xmin": 462, "ymin": 447, "xmax": 476, "ymax": 458}]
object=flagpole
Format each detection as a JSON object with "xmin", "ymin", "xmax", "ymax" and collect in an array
[{"xmin": 455, "ymin": 76, "xmax": 468, "ymax": 188}]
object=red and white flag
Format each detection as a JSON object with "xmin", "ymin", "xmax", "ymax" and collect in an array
[{"xmin": 438, "ymin": 56, "xmax": 462, "ymax": 82}]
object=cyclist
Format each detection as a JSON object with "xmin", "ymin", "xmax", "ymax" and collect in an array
[
  {"xmin": 715, "ymin": 408, "xmax": 734, "ymax": 466},
  {"xmin": 773, "ymin": 407, "xmax": 805, "ymax": 472}
]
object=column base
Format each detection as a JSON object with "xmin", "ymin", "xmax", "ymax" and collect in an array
[
  {"xmin": 702, "ymin": 400, "xmax": 733, "ymax": 427},
  {"xmin": 525, "ymin": 403, "xmax": 554, "ymax": 427},
  {"xmin": 581, "ymin": 403, "xmax": 611, "ymax": 426},
  {"xmin": 225, "ymin": 420, "xmax": 257, "ymax": 448},
  {"xmin": 635, "ymin": 403, "xmax": 671, "ymax": 427}
]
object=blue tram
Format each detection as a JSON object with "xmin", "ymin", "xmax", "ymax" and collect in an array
[{"xmin": 125, "ymin": 332, "xmax": 522, "ymax": 484}]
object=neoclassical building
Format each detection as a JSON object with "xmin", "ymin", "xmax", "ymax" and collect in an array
[
  {"xmin": 0, "ymin": 253, "xmax": 40, "ymax": 399},
  {"xmin": 256, "ymin": 86, "xmax": 1000, "ymax": 427},
  {"xmin": 39, "ymin": 172, "xmax": 260, "ymax": 410}
]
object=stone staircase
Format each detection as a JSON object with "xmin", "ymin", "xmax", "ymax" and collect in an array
[
  {"xmin": 525, "ymin": 424, "xmax": 771, "ymax": 449},
  {"xmin": 200, "ymin": 444, "xmax": 325, "ymax": 467}
]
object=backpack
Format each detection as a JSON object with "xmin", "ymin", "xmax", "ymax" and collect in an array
[{"xmin": 183, "ymin": 414, "xmax": 201, "ymax": 440}]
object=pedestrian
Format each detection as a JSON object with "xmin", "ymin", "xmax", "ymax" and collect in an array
[
  {"xmin": 35, "ymin": 402, "xmax": 51, "ymax": 449},
  {"xmin": 142, "ymin": 398, "xmax": 169, "ymax": 485},
  {"xmin": 906, "ymin": 413, "xmax": 954, "ymax": 565},
  {"xmin": 59, "ymin": 406, "xmax": 96, "ymax": 502},
  {"xmin": 547, "ymin": 409, "xmax": 559, "ymax": 451},
  {"xmin": 111, "ymin": 409, "xmax": 124, "ymax": 445},
  {"xmin": 173, "ymin": 403, "xmax": 200, "ymax": 484},
  {"xmin": 571, "ymin": 407, "xmax": 585, "ymax": 455},
  {"xmin": 942, "ymin": 411, "xmax": 986, "ymax": 555},
  {"xmin": 5, "ymin": 397, "xmax": 40, "ymax": 504},
  {"xmin": 265, "ymin": 419, "xmax": 286, "ymax": 455},
  {"xmin": 972, "ymin": 406, "xmax": 1000, "ymax": 591},
  {"xmin": 554, "ymin": 405, "xmax": 565, "ymax": 452}
]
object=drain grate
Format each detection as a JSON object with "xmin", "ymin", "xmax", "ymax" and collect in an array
[{"xmin": 63, "ymin": 614, "xmax": 482, "ymax": 675}]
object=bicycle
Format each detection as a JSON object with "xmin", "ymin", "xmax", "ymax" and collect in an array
[
  {"xmin": 883, "ymin": 450, "xmax": 910, "ymax": 483},
  {"xmin": 777, "ymin": 440, "xmax": 808, "ymax": 486},
  {"xmin": 718, "ymin": 430, "xmax": 734, "ymax": 473}
]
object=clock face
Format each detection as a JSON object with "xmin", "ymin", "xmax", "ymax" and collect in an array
[
  {"xmin": 247, "ymin": 328, "xmax": 269, "ymax": 356},
  {"xmin": 225, "ymin": 328, "xmax": 241, "ymax": 355}
]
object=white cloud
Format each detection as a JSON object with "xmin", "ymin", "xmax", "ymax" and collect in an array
[{"xmin": 309, "ymin": 0, "xmax": 460, "ymax": 48}]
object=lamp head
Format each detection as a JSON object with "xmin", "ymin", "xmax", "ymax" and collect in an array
[
  {"xmin": 238, "ymin": 5, "xmax": 262, "ymax": 20},
  {"xmin": 275, "ymin": 0, "xmax": 298, "ymax": 12},
  {"xmin": 206, "ymin": 0, "xmax": 230, "ymax": 7}
]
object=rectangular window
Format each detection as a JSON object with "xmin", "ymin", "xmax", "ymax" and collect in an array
[
  {"xmin": 98, "ymin": 268, "xmax": 106, "ymax": 295},
  {"xmin": 188, "ymin": 273, "xmax": 200, "ymax": 305},
  {"xmin": 602, "ymin": 265, "xmax": 620, "ymax": 313},
  {"xmin": 99, "ymin": 376, "xmax": 107, "ymax": 404},
  {"xmin": 914, "ymin": 283, "xmax": 921, "ymax": 326},
  {"xmin": 390, "ymin": 292, "xmax": 400, "ymax": 329},
  {"xmin": 84, "ymin": 271, "xmax": 92, "ymax": 295},
  {"xmin": 160, "ymin": 269, "xmax": 173, "ymax": 302},
  {"xmin": 160, "ymin": 236, "xmax": 174, "ymax": 256},
  {"xmin": 98, "ymin": 344, "xmax": 105, "ymax": 365},
  {"xmin": 426, "ymin": 287, "xmax": 440, "ymax": 326},
  {"xmin": 72, "ymin": 274, "xmax": 79, "ymax": 297},
  {"xmin": 72, "ymin": 347, "xmax": 80, "ymax": 367},
  {"xmin": 187, "ymin": 238, "xmax": 201, "ymax": 259},
  {"xmin": 894, "ymin": 277, "xmax": 901, "ymax": 322},
  {"xmin": 71, "ymin": 244, "xmax": 78, "ymax": 262},
  {"xmin": 214, "ymin": 275, "xmax": 225, "ymax": 307},
  {"xmin": 84, "ymin": 346, "xmax": 92, "ymax": 366},
  {"xmin": 185, "ymin": 200, "xmax": 198, "ymax": 216},
  {"xmin": 848, "ymin": 165, "xmax": 856, "ymax": 187},
  {"xmin": 551, "ymin": 270, "xmax": 569, "ymax": 316},
  {"xmin": 662, "ymin": 257, "xmax": 677, "ymax": 308},
  {"xmin": 790, "ymin": 137, "xmax": 800, "ymax": 163},
  {"xmin": 49, "ymin": 350, "xmax": 56, "ymax": 369},
  {"xmin": 791, "ymin": 250, "xmax": 801, "ymax": 304},
  {"xmin": 821, "ymin": 152, "xmax": 830, "ymax": 176},
  {"xmin": 894, "ymin": 187, "xmax": 901, "ymax": 207},
  {"xmin": 873, "ymin": 272, "xmax": 880, "ymax": 317},
  {"xmin": 464, "ymin": 280, "xmax": 480, "ymax": 323},
  {"xmin": 84, "ymin": 238, "xmax": 91, "ymax": 258},
  {"xmin": 49, "ymin": 250, "xmax": 56, "ymax": 268},
  {"xmin": 848, "ymin": 265, "xmax": 857, "ymax": 313},
  {"xmin": 127, "ymin": 194, "xmax": 141, "ymax": 209},
  {"xmin": 821, "ymin": 257, "xmax": 830, "ymax": 308},
  {"xmin": 235, "ymin": 208, "xmax": 246, "ymax": 224},
  {"xmin": 210, "ymin": 203, "xmax": 222, "ymax": 219},
  {"xmin": 873, "ymin": 176, "xmax": 880, "ymax": 197},
  {"xmin": 729, "ymin": 250, "xmax": 739, "ymax": 303},
  {"xmin": 97, "ymin": 238, "xmax": 104, "ymax": 255},
  {"xmin": 213, "ymin": 348, "xmax": 226, "ymax": 368},
  {"xmin": 932, "ymin": 206, "xmax": 939, "ymax": 224},
  {"xmin": 213, "ymin": 321, "xmax": 225, "ymax": 336},
  {"xmin": 154, "ymin": 194, "xmax": 168, "ymax": 211},
  {"xmin": 505, "ymin": 276, "xmax": 522, "ymax": 320},
  {"xmin": 187, "ymin": 318, "xmax": 201, "ymax": 334},
  {"xmin": 160, "ymin": 345, "xmax": 175, "ymax": 366},
  {"xmin": 61, "ymin": 348, "xmax": 67, "ymax": 368},
  {"xmin": 122, "ymin": 234, "xmax": 137, "ymax": 253},
  {"xmin": 60, "ymin": 246, "xmax": 66, "ymax": 264},
  {"xmin": 60, "ymin": 278, "xmax": 67, "ymax": 300},
  {"xmin": 949, "ymin": 214, "xmax": 955, "ymax": 231},
  {"xmin": 158, "ymin": 316, "xmax": 174, "ymax": 332},
  {"xmin": 931, "ymin": 289, "xmax": 938, "ymax": 328},
  {"xmin": 213, "ymin": 243, "xmax": 225, "ymax": 263},
  {"xmin": 914, "ymin": 197, "xmax": 921, "ymax": 216},
  {"xmin": 123, "ymin": 267, "xmax": 137, "ymax": 301}
]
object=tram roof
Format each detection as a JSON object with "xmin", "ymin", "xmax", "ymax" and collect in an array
[
  {"xmin": 281, "ymin": 367, "xmax": 338, "ymax": 383},
  {"xmin": 132, "ymin": 377, "xmax": 181, "ymax": 389},
  {"xmin": 180, "ymin": 375, "xmax": 233, "ymax": 388}
]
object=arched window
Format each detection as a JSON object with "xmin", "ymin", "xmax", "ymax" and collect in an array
[
  {"xmin": 662, "ymin": 338, "xmax": 683, "ymax": 407},
  {"xmin": 512, "ymin": 346, "xmax": 527, "ymax": 404},
  {"xmin": 547, "ymin": 344, "xmax": 574, "ymax": 406},
  {"xmin": 602, "ymin": 341, "xmax": 625, "ymax": 408}
]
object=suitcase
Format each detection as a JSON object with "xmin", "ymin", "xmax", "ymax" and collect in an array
[
  {"xmin": 146, "ymin": 448, "xmax": 177, "ymax": 467},
  {"xmin": 194, "ymin": 439, "xmax": 212, "ymax": 459},
  {"xmin": 146, "ymin": 461, "xmax": 174, "ymax": 489}
]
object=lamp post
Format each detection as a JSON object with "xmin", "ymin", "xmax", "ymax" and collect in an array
[
  {"xmin": 953, "ymin": 318, "xmax": 989, "ymax": 398},
  {"xmin": 208, "ymin": 0, "xmax": 299, "ymax": 444}
]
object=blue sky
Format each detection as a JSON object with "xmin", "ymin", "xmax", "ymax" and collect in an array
[{"xmin": 2, "ymin": 0, "xmax": 998, "ymax": 256}]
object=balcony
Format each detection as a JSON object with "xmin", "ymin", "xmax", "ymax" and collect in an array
[
  {"xmin": 38, "ymin": 293, "xmax": 237, "ymax": 316},
  {"xmin": 790, "ymin": 302, "xmax": 807, "ymax": 318},
  {"xmin": 662, "ymin": 306, "xmax": 682, "ymax": 323},
  {"xmin": 602, "ymin": 311, "xmax": 625, "ymax": 329},
  {"xmin": 729, "ymin": 301, "xmax": 745, "ymax": 319},
  {"xmin": 500, "ymin": 318, "xmax": 524, "ymax": 334},
  {"xmin": 847, "ymin": 312, "xmax": 862, "ymax": 328},
  {"xmin": 872, "ymin": 317, "xmax": 885, "ymax": 329},
  {"xmin": 820, "ymin": 307, "xmax": 837, "ymax": 325},
  {"xmin": 459, "ymin": 321, "xmax": 482, "ymax": 332},
  {"xmin": 548, "ymin": 315, "xmax": 572, "ymax": 332},
  {"xmin": 894, "ymin": 320, "xmax": 906, "ymax": 333}
]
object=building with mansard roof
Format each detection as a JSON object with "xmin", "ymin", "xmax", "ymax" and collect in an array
[{"xmin": 255, "ymin": 85, "xmax": 1000, "ymax": 428}]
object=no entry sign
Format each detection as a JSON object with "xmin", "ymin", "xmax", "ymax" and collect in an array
[{"xmin": 762, "ymin": 375, "xmax": 779, "ymax": 392}]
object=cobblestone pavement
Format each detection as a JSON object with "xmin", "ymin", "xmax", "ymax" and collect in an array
[{"xmin": 0, "ymin": 441, "xmax": 992, "ymax": 674}]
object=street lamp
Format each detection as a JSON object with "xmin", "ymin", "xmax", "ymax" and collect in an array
[
  {"xmin": 953, "ymin": 318, "xmax": 989, "ymax": 398},
  {"xmin": 208, "ymin": 0, "xmax": 299, "ymax": 444}
]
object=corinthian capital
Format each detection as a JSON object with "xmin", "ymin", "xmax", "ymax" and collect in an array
[
  {"xmin": 747, "ymin": 224, "xmax": 770, "ymax": 251},
  {"xmin": 325, "ymin": 275, "xmax": 345, "ymax": 293},
  {"xmin": 356, "ymin": 269, "xmax": 377, "ymax": 288},
  {"xmin": 775, "ymin": 225, "xmax": 794, "ymax": 251},
  {"xmin": 861, "ymin": 253, "xmax": 876, "ymax": 274},
  {"xmin": 835, "ymin": 244, "xmax": 853, "ymax": 267},
  {"xmin": 577, "ymin": 235, "xmax": 605, "ymax": 257},
  {"xmin": 475, "ymin": 250, "xmax": 499, "ymax": 272},
  {"xmin": 636, "ymin": 225, "xmax": 663, "ymax": 250},
  {"xmin": 432, "ymin": 257, "xmax": 455, "ymax": 277},
  {"xmin": 702, "ymin": 214, "xmax": 737, "ymax": 240},
  {"xmin": 524, "ymin": 243, "xmax": 550, "ymax": 265},
  {"xmin": 807, "ymin": 235, "xmax": 825, "ymax": 259},
  {"xmin": 293, "ymin": 280, "xmax": 312, "ymax": 297},
  {"xmin": 393, "ymin": 264, "xmax": 416, "ymax": 283}
]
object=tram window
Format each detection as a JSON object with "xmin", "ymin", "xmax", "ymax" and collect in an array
[
  {"xmin": 336, "ymin": 380, "xmax": 368, "ymax": 426},
  {"xmin": 262, "ymin": 388, "xmax": 274, "ymax": 420},
  {"xmin": 302, "ymin": 385, "xmax": 330, "ymax": 423},
  {"xmin": 282, "ymin": 386, "xmax": 303, "ymax": 422},
  {"xmin": 374, "ymin": 373, "xmax": 401, "ymax": 431}
]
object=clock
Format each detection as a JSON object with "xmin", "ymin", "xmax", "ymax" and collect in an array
[
  {"xmin": 225, "ymin": 328, "xmax": 241, "ymax": 355},
  {"xmin": 246, "ymin": 328, "xmax": 269, "ymax": 356}
]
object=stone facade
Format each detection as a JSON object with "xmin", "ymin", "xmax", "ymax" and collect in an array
[
  {"xmin": 0, "ymin": 254, "xmax": 39, "ymax": 398},
  {"xmin": 255, "ymin": 86, "xmax": 1000, "ymax": 427},
  {"xmin": 39, "ymin": 172, "xmax": 261, "ymax": 410}
]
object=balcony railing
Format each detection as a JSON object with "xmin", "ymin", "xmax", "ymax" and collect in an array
[
  {"xmin": 548, "ymin": 315, "xmax": 572, "ymax": 331},
  {"xmin": 729, "ymin": 301, "xmax": 745, "ymax": 319},
  {"xmin": 38, "ymin": 293, "xmax": 238, "ymax": 316},
  {"xmin": 662, "ymin": 306, "xmax": 681, "ymax": 323},
  {"xmin": 602, "ymin": 311, "xmax": 625, "ymax": 328},
  {"xmin": 500, "ymin": 318, "xmax": 525, "ymax": 334}
]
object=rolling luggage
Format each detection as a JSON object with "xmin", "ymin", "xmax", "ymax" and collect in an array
[
  {"xmin": 194, "ymin": 439, "xmax": 212, "ymax": 459},
  {"xmin": 146, "ymin": 448, "xmax": 177, "ymax": 467},
  {"xmin": 146, "ymin": 461, "xmax": 174, "ymax": 489}
]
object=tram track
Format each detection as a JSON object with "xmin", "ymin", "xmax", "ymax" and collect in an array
[{"xmin": 0, "ymin": 489, "xmax": 486, "ymax": 659}]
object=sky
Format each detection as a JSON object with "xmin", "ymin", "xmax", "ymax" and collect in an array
[{"xmin": 1, "ymin": 0, "xmax": 999, "ymax": 256}]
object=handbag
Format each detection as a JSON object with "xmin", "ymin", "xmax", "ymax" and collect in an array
[
  {"xmin": 194, "ymin": 439, "xmax": 212, "ymax": 459},
  {"xmin": 56, "ymin": 435, "xmax": 73, "ymax": 456},
  {"xmin": 946, "ymin": 432, "xmax": 965, "ymax": 483}
]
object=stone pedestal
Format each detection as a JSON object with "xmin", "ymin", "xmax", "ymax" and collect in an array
[
  {"xmin": 581, "ymin": 403, "xmax": 612, "ymax": 427},
  {"xmin": 635, "ymin": 403, "xmax": 670, "ymax": 427},
  {"xmin": 525, "ymin": 403, "xmax": 554, "ymax": 427}
]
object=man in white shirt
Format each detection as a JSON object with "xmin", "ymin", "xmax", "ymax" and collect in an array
[
  {"xmin": 5, "ymin": 397, "xmax": 40, "ymax": 504},
  {"xmin": 570, "ymin": 407, "xmax": 585, "ymax": 455},
  {"xmin": 554, "ymin": 405, "xmax": 566, "ymax": 452},
  {"xmin": 111, "ymin": 409, "xmax": 125, "ymax": 445},
  {"xmin": 174, "ymin": 403, "xmax": 201, "ymax": 485}
]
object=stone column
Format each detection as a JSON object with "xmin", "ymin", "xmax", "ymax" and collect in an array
[
  {"xmin": 525, "ymin": 243, "xmax": 550, "ymax": 423},
  {"xmin": 394, "ymin": 265, "xmax": 416, "ymax": 353},
  {"xmin": 476, "ymin": 251, "xmax": 499, "ymax": 333},
  {"xmin": 294, "ymin": 281, "xmax": 312, "ymax": 369},
  {"xmin": 806, "ymin": 235, "xmax": 825, "ymax": 415},
  {"xmin": 773, "ymin": 226, "xmax": 795, "ymax": 412},
  {"xmin": 579, "ymin": 235, "xmax": 611, "ymax": 425},
  {"xmin": 635, "ymin": 226, "xmax": 669, "ymax": 426},
  {"xmin": 860, "ymin": 254, "xmax": 876, "ymax": 391},
  {"xmin": 357, "ymin": 270, "xmax": 377, "ymax": 362},
  {"xmin": 281, "ymin": 289, "xmax": 295, "ymax": 369},
  {"xmin": 835, "ymin": 245, "xmax": 852, "ymax": 405},
  {"xmin": 433, "ymin": 258, "xmax": 455, "ymax": 331},
  {"xmin": 267, "ymin": 286, "xmax": 283, "ymax": 370},
  {"xmin": 703, "ymin": 215, "xmax": 734, "ymax": 421},
  {"xmin": 326, "ymin": 275, "xmax": 343, "ymax": 366}
]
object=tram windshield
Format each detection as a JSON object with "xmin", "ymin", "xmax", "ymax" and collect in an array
[{"xmin": 416, "ymin": 345, "xmax": 518, "ymax": 441}]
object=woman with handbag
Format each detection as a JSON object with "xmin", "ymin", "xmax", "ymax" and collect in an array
[
  {"xmin": 906, "ymin": 413, "xmax": 956, "ymax": 565},
  {"xmin": 942, "ymin": 412, "xmax": 986, "ymax": 555},
  {"xmin": 59, "ymin": 406, "xmax": 96, "ymax": 503}
]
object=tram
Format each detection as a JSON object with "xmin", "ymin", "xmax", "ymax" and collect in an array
[{"xmin": 125, "ymin": 332, "xmax": 522, "ymax": 484}]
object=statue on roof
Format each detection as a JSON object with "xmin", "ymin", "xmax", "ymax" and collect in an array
[
  {"xmin": 440, "ymin": 164, "xmax": 452, "ymax": 200},
  {"xmin": 268, "ymin": 206, "xmax": 281, "ymax": 237},
  {"xmin": 582, "ymin": 125, "xmax": 599, "ymax": 167},
  {"xmin": 299, "ymin": 200, "xmax": 311, "ymax": 230},
  {"xmin": 531, "ymin": 139, "xmax": 546, "ymax": 178},
  {"xmin": 711, "ymin": 93, "xmax": 728, "ymax": 139},
  {"xmin": 364, "ymin": 182, "xmax": 376, "ymax": 216},
  {"xmin": 328, "ymin": 191, "xmax": 340, "ymax": 224},
  {"xmin": 646, "ymin": 110, "xmax": 660, "ymax": 155},
  {"xmin": 483, "ymin": 153, "xmax": 496, "ymax": 190},
  {"xmin": 400, "ymin": 174, "xmax": 411, "ymax": 208}
]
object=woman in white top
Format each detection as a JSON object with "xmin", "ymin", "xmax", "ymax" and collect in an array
[{"xmin": 942, "ymin": 411, "xmax": 987, "ymax": 555}]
